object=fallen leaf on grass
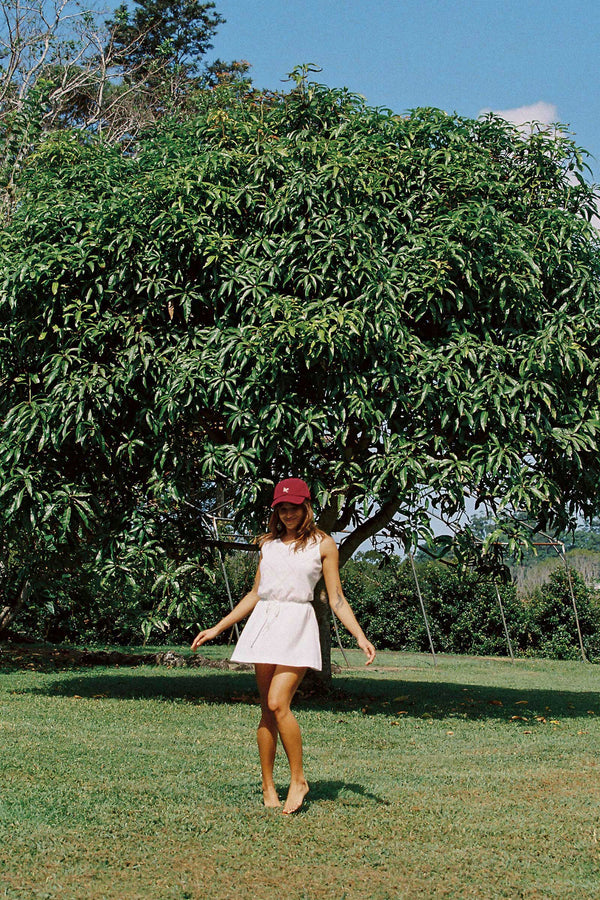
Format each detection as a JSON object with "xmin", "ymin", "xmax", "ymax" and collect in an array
[
  {"xmin": 446, "ymin": 731, "xmax": 454, "ymax": 736},
  {"xmin": 489, "ymin": 699, "xmax": 503, "ymax": 706},
  {"xmin": 394, "ymin": 695, "xmax": 410, "ymax": 701},
  {"xmin": 587, "ymin": 710, "xmax": 596, "ymax": 716},
  {"xmin": 510, "ymin": 715, "xmax": 528, "ymax": 721},
  {"xmin": 514, "ymin": 700, "xmax": 529, "ymax": 706}
]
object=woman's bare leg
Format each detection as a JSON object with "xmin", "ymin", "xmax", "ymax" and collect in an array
[
  {"xmin": 267, "ymin": 665, "xmax": 309, "ymax": 814},
  {"xmin": 254, "ymin": 663, "xmax": 281, "ymax": 807}
]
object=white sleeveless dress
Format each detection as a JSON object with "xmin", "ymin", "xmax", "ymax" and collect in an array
[{"xmin": 230, "ymin": 537, "xmax": 323, "ymax": 670}]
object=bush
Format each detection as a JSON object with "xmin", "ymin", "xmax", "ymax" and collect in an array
[
  {"xmin": 339, "ymin": 555, "xmax": 528, "ymax": 657},
  {"xmin": 523, "ymin": 567, "xmax": 600, "ymax": 661},
  {"xmin": 340, "ymin": 556, "xmax": 431, "ymax": 652},
  {"xmin": 10, "ymin": 548, "xmax": 259, "ymax": 647},
  {"xmin": 423, "ymin": 564, "xmax": 528, "ymax": 656},
  {"xmin": 11, "ymin": 547, "xmax": 600, "ymax": 662}
]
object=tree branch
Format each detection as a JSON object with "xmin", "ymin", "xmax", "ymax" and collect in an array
[{"xmin": 337, "ymin": 496, "xmax": 404, "ymax": 566}]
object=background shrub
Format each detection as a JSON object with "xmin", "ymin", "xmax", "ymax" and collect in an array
[
  {"xmin": 339, "ymin": 555, "xmax": 528, "ymax": 657},
  {"xmin": 523, "ymin": 568, "xmax": 600, "ymax": 661},
  {"xmin": 9, "ymin": 549, "xmax": 600, "ymax": 662}
]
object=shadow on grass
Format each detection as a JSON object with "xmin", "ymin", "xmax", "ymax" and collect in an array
[
  {"xmin": 307, "ymin": 780, "xmax": 388, "ymax": 805},
  {"xmin": 17, "ymin": 668, "xmax": 600, "ymax": 722},
  {"xmin": 219, "ymin": 779, "xmax": 388, "ymax": 809},
  {"xmin": 332, "ymin": 673, "xmax": 600, "ymax": 722},
  {"xmin": 24, "ymin": 670, "xmax": 255, "ymax": 703}
]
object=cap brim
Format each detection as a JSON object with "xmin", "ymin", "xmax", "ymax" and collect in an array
[{"xmin": 271, "ymin": 495, "xmax": 308, "ymax": 508}]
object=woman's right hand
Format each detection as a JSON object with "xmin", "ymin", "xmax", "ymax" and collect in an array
[{"xmin": 191, "ymin": 625, "xmax": 221, "ymax": 652}]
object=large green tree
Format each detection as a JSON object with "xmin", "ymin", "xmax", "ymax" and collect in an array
[{"xmin": 2, "ymin": 77, "xmax": 600, "ymax": 659}]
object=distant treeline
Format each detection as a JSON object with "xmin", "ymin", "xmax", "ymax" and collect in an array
[
  {"xmin": 512, "ymin": 549, "xmax": 600, "ymax": 593},
  {"xmin": 471, "ymin": 518, "xmax": 600, "ymax": 594}
]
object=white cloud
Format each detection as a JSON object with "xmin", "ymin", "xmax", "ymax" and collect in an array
[
  {"xmin": 479, "ymin": 101, "xmax": 558, "ymax": 128},
  {"xmin": 479, "ymin": 102, "xmax": 599, "ymax": 229}
]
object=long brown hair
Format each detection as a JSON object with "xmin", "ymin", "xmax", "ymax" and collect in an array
[{"xmin": 259, "ymin": 500, "xmax": 327, "ymax": 551}]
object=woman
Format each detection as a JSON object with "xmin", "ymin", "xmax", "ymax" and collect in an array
[{"xmin": 191, "ymin": 478, "xmax": 376, "ymax": 814}]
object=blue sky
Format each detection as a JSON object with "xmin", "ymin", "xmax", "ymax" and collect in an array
[{"xmin": 209, "ymin": 0, "xmax": 600, "ymax": 180}]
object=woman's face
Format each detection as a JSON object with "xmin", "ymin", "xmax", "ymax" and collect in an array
[{"xmin": 277, "ymin": 502, "xmax": 304, "ymax": 532}]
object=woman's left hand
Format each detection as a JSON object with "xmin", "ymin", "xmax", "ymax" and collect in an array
[{"xmin": 358, "ymin": 637, "xmax": 376, "ymax": 666}]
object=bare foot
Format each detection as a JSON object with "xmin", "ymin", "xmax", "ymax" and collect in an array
[
  {"xmin": 282, "ymin": 779, "xmax": 309, "ymax": 814},
  {"xmin": 262, "ymin": 785, "xmax": 281, "ymax": 808}
]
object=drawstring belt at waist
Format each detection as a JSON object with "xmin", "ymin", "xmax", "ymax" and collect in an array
[{"xmin": 249, "ymin": 598, "xmax": 312, "ymax": 648}]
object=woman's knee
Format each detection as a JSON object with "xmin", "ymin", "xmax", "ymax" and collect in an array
[{"xmin": 267, "ymin": 693, "xmax": 289, "ymax": 719}]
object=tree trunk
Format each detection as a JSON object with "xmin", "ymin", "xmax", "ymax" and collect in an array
[
  {"xmin": 304, "ymin": 582, "xmax": 331, "ymax": 692},
  {"xmin": 0, "ymin": 580, "xmax": 32, "ymax": 638}
]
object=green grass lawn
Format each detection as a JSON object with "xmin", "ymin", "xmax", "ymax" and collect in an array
[{"xmin": 1, "ymin": 647, "xmax": 599, "ymax": 899}]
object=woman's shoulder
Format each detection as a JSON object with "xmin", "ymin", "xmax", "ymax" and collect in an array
[{"xmin": 318, "ymin": 532, "xmax": 337, "ymax": 555}]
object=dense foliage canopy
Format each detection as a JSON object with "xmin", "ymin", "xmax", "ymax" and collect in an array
[{"xmin": 1, "ymin": 77, "xmax": 600, "ymax": 636}]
